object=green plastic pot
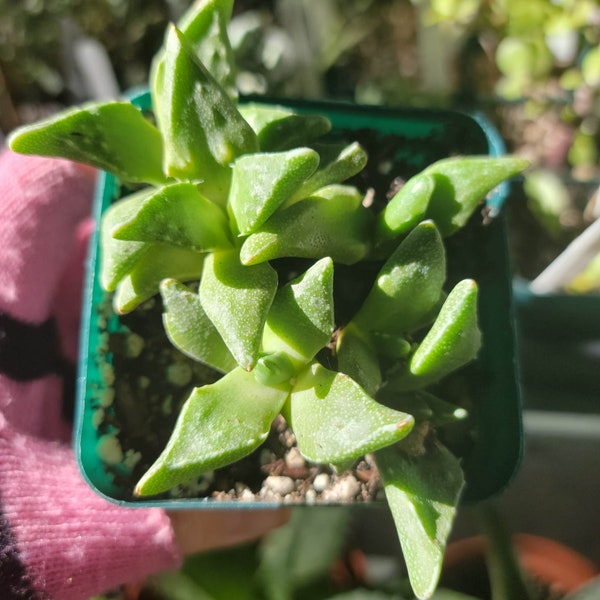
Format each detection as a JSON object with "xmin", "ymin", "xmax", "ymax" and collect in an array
[{"xmin": 75, "ymin": 90, "xmax": 523, "ymax": 507}]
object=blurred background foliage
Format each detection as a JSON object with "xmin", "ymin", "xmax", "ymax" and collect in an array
[
  {"xmin": 0, "ymin": 0, "xmax": 172, "ymax": 102},
  {"xmin": 3, "ymin": 0, "xmax": 600, "ymax": 169},
  {"xmin": 2, "ymin": 0, "xmax": 600, "ymax": 281}
]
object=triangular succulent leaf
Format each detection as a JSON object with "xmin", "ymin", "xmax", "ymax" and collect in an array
[
  {"xmin": 8, "ymin": 102, "xmax": 166, "ymax": 185},
  {"xmin": 174, "ymin": 0, "xmax": 237, "ymax": 99},
  {"xmin": 422, "ymin": 156, "xmax": 529, "ymax": 236},
  {"xmin": 135, "ymin": 367, "xmax": 289, "ymax": 496},
  {"xmin": 262, "ymin": 257, "xmax": 335, "ymax": 366},
  {"xmin": 100, "ymin": 190, "xmax": 155, "ymax": 291},
  {"xmin": 288, "ymin": 363, "xmax": 414, "ymax": 465},
  {"xmin": 199, "ymin": 250, "xmax": 277, "ymax": 370},
  {"xmin": 240, "ymin": 185, "xmax": 372, "ymax": 265},
  {"xmin": 376, "ymin": 439, "xmax": 464, "ymax": 600},
  {"xmin": 113, "ymin": 244, "xmax": 204, "ymax": 314},
  {"xmin": 160, "ymin": 278, "xmax": 237, "ymax": 373},
  {"xmin": 377, "ymin": 389, "xmax": 468, "ymax": 427},
  {"xmin": 152, "ymin": 25, "xmax": 258, "ymax": 202},
  {"xmin": 353, "ymin": 220, "xmax": 446, "ymax": 336},
  {"xmin": 239, "ymin": 103, "xmax": 332, "ymax": 151},
  {"xmin": 113, "ymin": 182, "xmax": 232, "ymax": 252},
  {"xmin": 229, "ymin": 148, "xmax": 320, "ymax": 235},
  {"xmin": 335, "ymin": 324, "xmax": 381, "ymax": 397},
  {"xmin": 388, "ymin": 279, "xmax": 481, "ymax": 391},
  {"xmin": 376, "ymin": 173, "xmax": 435, "ymax": 246},
  {"xmin": 289, "ymin": 142, "xmax": 368, "ymax": 204}
]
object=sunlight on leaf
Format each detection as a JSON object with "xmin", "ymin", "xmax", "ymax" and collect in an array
[
  {"xmin": 9, "ymin": 101, "xmax": 166, "ymax": 185},
  {"xmin": 229, "ymin": 147, "xmax": 319, "ymax": 235},
  {"xmin": 161, "ymin": 278, "xmax": 237, "ymax": 373},
  {"xmin": 262, "ymin": 257, "xmax": 335, "ymax": 366},
  {"xmin": 113, "ymin": 182, "xmax": 232, "ymax": 252},
  {"xmin": 199, "ymin": 250, "xmax": 277, "ymax": 369},
  {"xmin": 135, "ymin": 367, "xmax": 289, "ymax": 496},
  {"xmin": 289, "ymin": 363, "xmax": 413, "ymax": 464},
  {"xmin": 240, "ymin": 185, "xmax": 372, "ymax": 265}
]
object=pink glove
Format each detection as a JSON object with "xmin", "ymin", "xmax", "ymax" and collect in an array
[{"xmin": 0, "ymin": 149, "xmax": 181, "ymax": 599}]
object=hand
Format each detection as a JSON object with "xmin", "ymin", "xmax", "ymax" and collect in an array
[
  {"xmin": 0, "ymin": 148, "xmax": 288, "ymax": 600},
  {"xmin": 169, "ymin": 508, "xmax": 290, "ymax": 556}
]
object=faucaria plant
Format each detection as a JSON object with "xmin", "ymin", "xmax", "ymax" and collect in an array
[{"xmin": 8, "ymin": 1, "xmax": 528, "ymax": 597}]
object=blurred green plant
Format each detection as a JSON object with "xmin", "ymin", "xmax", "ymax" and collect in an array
[
  {"xmin": 228, "ymin": 0, "xmax": 379, "ymax": 99},
  {"xmin": 139, "ymin": 507, "xmax": 473, "ymax": 600},
  {"xmin": 414, "ymin": 0, "xmax": 600, "ymax": 174},
  {"xmin": 111, "ymin": 504, "xmax": 600, "ymax": 599}
]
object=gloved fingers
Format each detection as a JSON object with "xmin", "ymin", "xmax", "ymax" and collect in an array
[
  {"xmin": 0, "ymin": 149, "xmax": 96, "ymax": 323},
  {"xmin": 0, "ymin": 149, "xmax": 96, "ymax": 440}
]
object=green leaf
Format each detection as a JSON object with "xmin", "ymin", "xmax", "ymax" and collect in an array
[
  {"xmin": 288, "ymin": 363, "xmax": 414, "ymax": 465},
  {"xmin": 228, "ymin": 148, "xmax": 320, "ymax": 235},
  {"xmin": 376, "ymin": 389, "xmax": 468, "ymax": 427},
  {"xmin": 582, "ymin": 47, "xmax": 600, "ymax": 87},
  {"xmin": 376, "ymin": 439, "xmax": 465, "ymax": 600},
  {"xmin": 160, "ymin": 278, "xmax": 237, "ymax": 373},
  {"xmin": 135, "ymin": 367, "xmax": 289, "ymax": 496},
  {"xmin": 262, "ymin": 257, "xmax": 335, "ymax": 366},
  {"xmin": 113, "ymin": 244, "xmax": 204, "ymax": 314},
  {"xmin": 376, "ymin": 173, "xmax": 435, "ymax": 246},
  {"xmin": 410, "ymin": 279, "xmax": 481, "ymax": 377},
  {"xmin": 389, "ymin": 279, "xmax": 481, "ymax": 391},
  {"xmin": 289, "ymin": 142, "xmax": 368, "ymax": 204},
  {"xmin": 100, "ymin": 190, "xmax": 155, "ymax": 292},
  {"xmin": 152, "ymin": 25, "xmax": 258, "ymax": 201},
  {"xmin": 8, "ymin": 101, "xmax": 166, "ymax": 185},
  {"xmin": 370, "ymin": 331, "xmax": 412, "ymax": 360},
  {"xmin": 101, "ymin": 187, "xmax": 205, "ymax": 311},
  {"xmin": 239, "ymin": 103, "xmax": 332, "ymax": 151},
  {"xmin": 180, "ymin": 544, "xmax": 262, "ymax": 600},
  {"xmin": 353, "ymin": 221, "xmax": 446, "ymax": 336},
  {"xmin": 167, "ymin": 0, "xmax": 237, "ymax": 99},
  {"xmin": 254, "ymin": 352, "xmax": 297, "ymax": 386},
  {"xmin": 199, "ymin": 250, "xmax": 277, "ymax": 370},
  {"xmin": 421, "ymin": 156, "xmax": 529, "ymax": 236},
  {"xmin": 113, "ymin": 182, "xmax": 232, "ymax": 252},
  {"xmin": 240, "ymin": 185, "xmax": 372, "ymax": 265},
  {"xmin": 335, "ymin": 324, "xmax": 381, "ymax": 397},
  {"xmin": 259, "ymin": 507, "xmax": 351, "ymax": 600}
]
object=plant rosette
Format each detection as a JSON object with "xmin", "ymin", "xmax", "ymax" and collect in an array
[{"xmin": 7, "ymin": 1, "xmax": 528, "ymax": 598}]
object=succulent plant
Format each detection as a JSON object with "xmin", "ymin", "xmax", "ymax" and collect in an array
[{"xmin": 8, "ymin": 1, "xmax": 528, "ymax": 597}]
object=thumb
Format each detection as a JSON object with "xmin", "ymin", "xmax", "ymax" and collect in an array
[{"xmin": 167, "ymin": 508, "xmax": 291, "ymax": 556}]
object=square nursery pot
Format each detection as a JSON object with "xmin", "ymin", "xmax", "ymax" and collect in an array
[{"xmin": 75, "ymin": 91, "xmax": 523, "ymax": 508}]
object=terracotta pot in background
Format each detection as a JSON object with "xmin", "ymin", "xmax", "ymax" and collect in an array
[{"xmin": 441, "ymin": 534, "xmax": 599, "ymax": 599}]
